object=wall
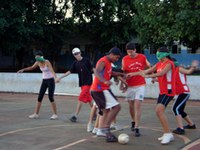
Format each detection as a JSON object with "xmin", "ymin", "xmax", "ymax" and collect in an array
[{"xmin": 0, "ymin": 73, "xmax": 199, "ymax": 100}]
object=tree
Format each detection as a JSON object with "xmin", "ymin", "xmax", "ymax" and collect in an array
[
  {"xmin": 71, "ymin": 0, "xmax": 137, "ymax": 51},
  {"xmin": 0, "ymin": 0, "xmax": 72, "ymax": 66},
  {"xmin": 134, "ymin": 0, "xmax": 200, "ymax": 51}
]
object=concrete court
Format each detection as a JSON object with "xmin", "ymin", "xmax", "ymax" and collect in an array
[{"xmin": 0, "ymin": 92, "xmax": 200, "ymax": 150}]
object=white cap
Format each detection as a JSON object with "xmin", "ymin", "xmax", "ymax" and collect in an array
[{"xmin": 72, "ymin": 48, "xmax": 81, "ymax": 54}]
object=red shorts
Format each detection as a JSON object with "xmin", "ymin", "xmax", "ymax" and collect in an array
[{"xmin": 79, "ymin": 85, "xmax": 92, "ymax": 103}]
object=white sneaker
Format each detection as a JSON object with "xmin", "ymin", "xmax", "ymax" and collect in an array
[
  {"xmin": 50, "ymin": 114, "xmax": 58, "ymax": 120},
  {"xmin": 96, "ymin": 129, "xmax": 106, "ymax": 137},
  {"xmin": 87, "ymin": 123, "xmax": 93, "ymax": 132},
  {"xmin": 29, "ymin": 113, "xmax": 39, "ymax": 119},
  {"xmin": 161, "ymin": 133, "xmax": 174, "ymax": 144},
  {"xmin": 92, "ymin": 128, "xmax": 98, "ymax": 134},
  {"xmin": 110, "ymin": 124, "xmax": 123, "ymax": 130},
  {"xmin": 158, "ymin": 134, "xmax": 164, "ymax": 141}
]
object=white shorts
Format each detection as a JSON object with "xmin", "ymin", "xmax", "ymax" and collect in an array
[
  {"xmin": 103, "ymin": 90, "xmax": 119, "ymax": 109},
  {"xmin": 125, "ymin": 86, "xmax": 145, "ymax": 101},
  {"xmin": 91, "ymin": 89, "xmax": 119, "ymax": 110}
]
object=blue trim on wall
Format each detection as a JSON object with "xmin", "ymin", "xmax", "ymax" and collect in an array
[{"xmin": 144, "ymin": 49, "xmax": 200, "ymax": 67}]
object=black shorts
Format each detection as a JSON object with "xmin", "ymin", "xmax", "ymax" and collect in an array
[
  {"xmin": 91, "ymin": 89, "xmax": 119, "ymax": 115},
  {"xmin": 157, "ymin": 94, "xmax": 174, "ymax": 107}
]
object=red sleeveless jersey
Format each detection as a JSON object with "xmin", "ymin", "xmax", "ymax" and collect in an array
[
  {"xmin": 175, "ymin": 67, "xmax": 190, "ymax": 94},
  {"xmin": 156, "ymin": 59, "xmax": 176, "ymax": 96},
  {"xmin": 91, "ymin": 56, "xmax": 112, "ymax": 91},
  {"xmin": 122, "ymin": 54, "xmax": 147, "ymax": 86}
]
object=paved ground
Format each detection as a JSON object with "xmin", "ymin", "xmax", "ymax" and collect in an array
[{"xmin": 0, "ymin": 93, "xmax": 200, "ymax": 150}]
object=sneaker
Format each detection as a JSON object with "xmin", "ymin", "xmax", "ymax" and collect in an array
[
  {"xmin": 110, "ymin": 124, "xmax": 123, "ymax": 131},
  {"xmin": 96, "ymin": 129, "xmax": 106, "ymax": 137},
  {"xmin": 158, "ymin": 134, "xmax": 164, "ymax": 141},
  {"xmin": 161, "ymin": 133, "xmax": 174, "ymax": 145},
  {"xmin": 29, "ymin": 113, "xmax": 39, "ymax": 119},
  {"xmin": 50, "ymin": 114, "xmax": 58, "ymax": 120},
  {"xmin": 87, "ymin": 123, "xmax": 93, "ymax": 132},
  {"xmin": 135, "ymin": 128, "xmax": 141, "ymax": 137},
  {"xmin": 184, "ymin": 124, "xmax": 196, "ymax": 129},
  {"xmin": 70, "ymin": 116, "xmax": 77, "ymax": 122},
  {"xmin": 131, "ymin": 122, "xmax": 135, "ymax": 131},
  {"xmin": 106, "ymin": 134, "xmax": 118, "ymax": 142},
  {"xmin": 173, "ymin": 128, "xmax": 185, "ymax": 135},
  {"xmin": 92, "ymin": 128, "xmax": 98, "ymax": 134}
]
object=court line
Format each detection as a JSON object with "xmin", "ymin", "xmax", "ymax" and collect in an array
[
  {"xmin": 52, "ymin": 139, "xmax": 87, "ymax": 150},
  {"xmin": 0, "ymin": 125, "xmax": 70, "ymax": 137}
]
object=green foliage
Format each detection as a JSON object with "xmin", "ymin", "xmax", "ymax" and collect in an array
[
  {"xmin": 134, "ymin": 0, "xmax": 200, "ymax": 49},
  {"xmin": 0, "ymin": 0, "xmax": 71, "ymax": 56},
  {"xmin": 0, "ymin": 0, "xmax": 199, "ymax": 58}
]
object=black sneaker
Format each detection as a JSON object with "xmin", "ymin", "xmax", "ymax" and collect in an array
[
  {"xmin": 106, "ymin": 134, "xmax": 118, "ymax": 142},
  {"xmin": 173, "ymin": 128, "xmax": 185, "ymax": 135},
  {"xmin": 135, "ymin": 128, "xmax": 141, "ymax": 137},
  {"xmin": 184, "ymin": 124, "xmax": 196, "ymax": 129},
  {"xmin": 70, "ymin": 116, "xmax": 77, "ymax": 122},
  {"xmin": 131, "ymin": 122, "xmax": 135, "ymax": 131}
]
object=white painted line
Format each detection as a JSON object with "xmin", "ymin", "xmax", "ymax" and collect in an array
[{"xmin": 53, "ymin": 139, "xmax": 87, "ymax": 150}]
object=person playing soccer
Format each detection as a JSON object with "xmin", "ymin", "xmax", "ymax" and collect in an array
[
  {"xmin": 90, "ymin": 47, "xmax": 125, "ymax": 142},
  {"xmin": 172, "ymin": 59, "xmax": 199, "ymax": 134},
  {"xmin": 17, "ymin": 51, "xmax": 58, "ymax": 120},
  {"xmin": 128, "ymin": 46, "xmax": 176, "ymax": 144},
  {"xmin": 122, "ymin": 42, "xmax": 151, "ymax": 137},
  {"xmin": 56, "ymin": 48, "xmax": 94, "ymax": 122}
]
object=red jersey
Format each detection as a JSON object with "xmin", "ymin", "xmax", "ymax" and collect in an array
[
  {"xmin": 175, "ymin": 67, "xmax": 190, "ymax": 94},
  {"xmin": 91, "ymin": 56, "xmax": 112, "ymax": 91},
  {"xmin": 156, "ymin": 60, "xmax": 176, "ymax": 96},
  {"xmin": 122, "ymin": 54, "xmax": 148, "ymax": 86}
]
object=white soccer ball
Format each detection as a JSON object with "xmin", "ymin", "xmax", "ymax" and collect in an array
[{"xmin": 118, "ymin": 133, "xmax": 129, "ymax": 144}]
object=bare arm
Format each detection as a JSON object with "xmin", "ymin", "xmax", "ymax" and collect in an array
[
  {"xmin": 94, "ymin": 61, "xmax": 112, "ymax": 85},
  {"xmin": 144, "ymin": 63, "xmax": 172, "ymax": 78},
  {"xmin": 179, "ymin": 60, "xmax": 199, "ymax": 75},
  {"xmin": 56, "ymin": 70, "xmax": 71, "ymax": 83},
  {"xmin": 17, "ymin": 62, "xmax": 38, "ymax": 73},
  {"xmin": 145, "ymin": 59, "xmax": 151, "ymax": 69},
  {"xmin": 46, "ymin": 60, "xmax": 57, "ymax": 79}
]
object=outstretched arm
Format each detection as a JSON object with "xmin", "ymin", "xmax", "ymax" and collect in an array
[
  {"xmin": 17, "ymin": 62, "xmax": 38, "ymax": 73},
  {"xmin": 179, "ymin": 60, "xmax": 199, "ymax": 75},
  {"xmin": 56, "ymin": 70, "xmax": 71, "ymax": 83}
]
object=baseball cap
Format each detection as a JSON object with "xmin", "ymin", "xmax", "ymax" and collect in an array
[
  {"xmin": 72, "ymin": 48, "xmax": 81, "ymax": 54},
  {"xmin": 106, "ymin": 47, "xmax": 121, "ymax": 56},
  {"xmin": 126, "ymin": 42, "xmax": 136, "ymax": 50}
]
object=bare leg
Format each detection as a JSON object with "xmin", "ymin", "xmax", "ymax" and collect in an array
[
  {"xmin": 75, "ymin": 101, "xmax": 82, "ymax": 116},
  {"xmin": 88, "ymin": 105, "xmax": 97, "ymax": 124},
  {"xmin": 183, "ymin": 115, "xmax": 195, "ymax": 126},
  {"xmin": 128, "ymin": 101, "xmax": 135, "ymax": 122},
  {"xmin": 103, "ymin": 105, "xmax": 121, "ymax": 128},
  {"xmin": 51, "ymin": 102, "xmax": 57, "ymax": 115},
  {"xmin": 134, "ymin": 100, "xmax": 142, "ymax": 128},
  {"xmin": 35, "ymin": 102, "xmax": 42, "ymax": 114},
  {"xmin": 155, "ymin": 104, "xmax": 170, "ymax": 133}
]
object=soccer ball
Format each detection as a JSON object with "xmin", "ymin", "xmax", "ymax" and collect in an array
[{"xmin": 118, "ymin": 133, "xmax": 129, "ymax": 144}]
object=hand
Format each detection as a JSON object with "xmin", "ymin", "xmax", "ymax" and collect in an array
[
  {"xmin": 191, "ymin": 60, "xmax": 199, "ymax": 69},
  {"xmin": 104, "ymin": 80, "xmax": 112, "ymax": 86},
  {"xmin": 151, "ymin": 77, "xmax": 157, "ymax": 84},
  {"xmin": 55, "ymin": 78, "xmax": 60, "ymax": 83},
  {"xmin": 119, "ymin": 82, "xmax": 128, "ymax": 93},
  {"xmin": 17, "ymin": 70, "xmax": 24, "ymax": 73}
]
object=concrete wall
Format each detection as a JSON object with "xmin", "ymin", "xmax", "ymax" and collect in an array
[{"xmin": 0, "ymin": 73, "xmax": 199, "ymax": 100}]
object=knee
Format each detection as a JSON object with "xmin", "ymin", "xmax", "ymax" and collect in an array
[
  {"xmin": 115, "ymin": 104, "xmax": 121, "ymax": 112},
  {"xmin": 155, "ymin": 106, "xmax": 164, "ymax": 116},
  {"xmin": 172, "ymin": 106, "xmax": 177, "ymax": 115},
  {"xmin": 38, "ymin": 99, "xmax": 42, "ymax": 102},
  {"xmin": 49, "ymin": 98, "xmax": 54, "ymax": 103}
]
